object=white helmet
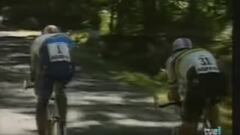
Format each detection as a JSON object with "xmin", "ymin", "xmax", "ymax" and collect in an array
[
  {"xmin": 42, "ymin": 25, "xmax": 60, "ymax": 34},
  {"xmin": 172, "ymin": 38, "xmax": 192, "ymax": 52}
]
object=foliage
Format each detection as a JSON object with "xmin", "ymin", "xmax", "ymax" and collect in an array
[
  {"xmin": 210, "ymin": 24, "xmax": 232, "ymax": 56},
  {"xmin": 1, "ymin": 0, "xmax": 232, "ymax": 74},
  {"xmin": 113, "ymin": 70, "xmax": 169, "ymax": 94},
  {"xmin": 70, "ymin": 31, "xmax": 90, "ymax": 44}
]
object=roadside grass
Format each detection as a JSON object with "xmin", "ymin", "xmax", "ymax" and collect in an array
[
  {"xmin": 218, "ymin": 97, "xmax": 232, "ymax": 134},
  {"xmin": 73, "ymin": 45, "xmax": 130, "ymax": 80},
  {"xmin": 112, "ymin": 71, "xmax": 169, "ymax": 107}
]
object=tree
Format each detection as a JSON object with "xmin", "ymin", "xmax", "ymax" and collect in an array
[{"xmin": 232, "ymin": 0, "xmax": 240, "ymax": 134}]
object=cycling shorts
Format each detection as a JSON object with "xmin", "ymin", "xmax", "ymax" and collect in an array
[{"xmin": 182, "ymin": 67, "xmax": 226, "ymax": 122}]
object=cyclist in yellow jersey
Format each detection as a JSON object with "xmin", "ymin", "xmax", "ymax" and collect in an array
[{"xmin": 166, "ymin": 38, "xmax": 226, "ymax": 135}]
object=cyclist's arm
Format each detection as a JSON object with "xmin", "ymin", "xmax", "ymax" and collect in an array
[
  {"xmin": 166, "ymin": 58, "xmax": 180, "ymax": 102},
  {"xmin": 30, "ymin": 38, "xmax": 41, "ymax": 82},
  {"xmin": 67, "ymin": 37, "xmax": 78, "ymax": 73},
  {"xmin": 167, "ymin": 77, "xmax": 180, "ymax": 102},
  {"xmin": 166, "ymin": 57, "xmax": 178, "ymax": 89},
  {"xmin": 30, "ymin": 43, "xmax": 37, "ymax": 81}
]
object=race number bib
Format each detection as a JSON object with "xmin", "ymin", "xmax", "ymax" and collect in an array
[
  {"xmin": 195, "ymin": 55, "xmax": 219, "ymax": 74},
  {"xmin": 47, "ymin": 42, "xmax": 71, "ymax": 62}
]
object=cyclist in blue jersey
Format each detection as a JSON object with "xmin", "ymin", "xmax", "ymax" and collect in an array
[
  {"xmin": 166, "ymin": 38, "xmax": 226, "ymax": 135},
  {"xmin": 31, "ymin": 25, "xmax": 75, "ymax": 135}
]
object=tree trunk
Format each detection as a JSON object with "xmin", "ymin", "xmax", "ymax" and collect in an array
[
  {"xmin": 186, "ymin": 0, "xmax": 198, "ymax": 26},
  {"xmin": 233, "ymin": 0, "xmax": 240, "ymax": 134},
  {"xmin": 116, "ymin": 0, "xmax": 128, "ymax": 34},
  {"xmin": 143, "ymin": 0, "xmax": 157, "ymax": 35},
  {"xmin": 110, "ymin": 0, "xmax": 117, "ymax": 34}
]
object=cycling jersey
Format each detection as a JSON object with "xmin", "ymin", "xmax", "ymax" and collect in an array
[
  {"xmin": 31, "ymin": 33, "xmax": 75, "ymax": 81},
  {"xmin": 166, "ymin": 48, "xmax": 220, "ymax": 98}
]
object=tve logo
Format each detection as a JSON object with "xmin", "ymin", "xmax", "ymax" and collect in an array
[{"xmin": 204, "ymin": 127, "xmax": 221, "ymax": 135}]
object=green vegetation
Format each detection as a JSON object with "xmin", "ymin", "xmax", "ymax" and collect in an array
[{"xmin": 113, "ymin": 70, "xmax": 168, "ymax": 92}]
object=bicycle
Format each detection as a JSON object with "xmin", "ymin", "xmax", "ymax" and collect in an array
[
  {"xmin": 23, "ymin": 79, "xmax": 67, "ymax": 135},
  {"xmin": 158, "ymin": 99, "xmax": 214, "ymax": 135}
]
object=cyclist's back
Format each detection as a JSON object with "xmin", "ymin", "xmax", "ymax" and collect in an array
[
  {"xmin": 175, "ymin": 48, "xmax": 219, "ymax": 80},
  {"xmin": 175, "ymin": 48, "xmax": 224, "ymax": 96},
  {"xmin": 40, "ymin": 33, "xmax": 74, "ymax": 81}
]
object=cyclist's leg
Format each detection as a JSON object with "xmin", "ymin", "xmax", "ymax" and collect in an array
[
  {"xmin": 206, "ymin": 104, "xmax": 219, "ymax": 128},
  {"xmin": 178, "ymin": 86, "xmax": 204, "ymax": 135},
  {"xmin": 205, "ymin": 95, "xmax": 224, "ymax": 128},
  {"xmin": 177, "ymin": 68, "xmax": 205, "ymax": 135},
  {"xmin": 55, "ymin": 81, "xmax": 67, "ymax": 132},
  {"xmin": 35, "ymin": 76, "xmax": 54, "ymax": 135},
  {"xmin": 204, "ymin": 72, "xmax": 226, "ymax": 128},
  {"xmin": 51, "ymin": 61, "xmax": 73, "ymax": 134},
  {"xmin": 179, "ymin": 106, "xmax": 202, "ymax": 135}
]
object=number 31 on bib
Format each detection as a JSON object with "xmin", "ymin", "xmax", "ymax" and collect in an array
[
  {"xmin": 47, "ymin": 42, "xmax": 71, "ymax": 62},
  {"xmin": 196, "ymin": 55, "xmax": 219, "ymax": 74}
]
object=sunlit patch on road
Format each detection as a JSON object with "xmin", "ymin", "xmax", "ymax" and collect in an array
[
  {"xmin": 112, "ymin": 119, "xmax": 181, "ymax": 128},
  {"xmin": 0, "ymin": 31, "xmax": 40, "ymax": 37},
  {"xmin": 0, "ymin": 109, "xmax": 36, "ymax": 135}
]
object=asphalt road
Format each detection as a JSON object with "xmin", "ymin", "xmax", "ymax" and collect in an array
[{"xmin": 0, "ymin": 33, "xmax": 181, "ymax": 135}]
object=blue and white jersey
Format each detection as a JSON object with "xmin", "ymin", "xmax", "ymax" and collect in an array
[
  {"xmin": 31, "ymin": 33, "xmax": 74, "ymax": 58},
  {"xmin": 31, "ymin": 33, "xmax": 75, "ymax": 76},
  {"xmin": 43, "ymin": 34, "xmax": 74, "ymax": 62}
]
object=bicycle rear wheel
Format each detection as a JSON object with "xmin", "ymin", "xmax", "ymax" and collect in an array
[
  {"xmin": 47, "ymin": 102, "xmax": 62, "ymax": 135},
  {"xmin": 47, "ymin": 92, "xmax": 61, "ymax": 135},
  {"xmin": 48, "ymin": 81, "xmax": 66, "ymax": 135}
]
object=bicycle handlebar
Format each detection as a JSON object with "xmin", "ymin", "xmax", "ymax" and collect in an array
[{"xmin": 158, "ymin": 101, "xmax": 182, "ymax": 108}]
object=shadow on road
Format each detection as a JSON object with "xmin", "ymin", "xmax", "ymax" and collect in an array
[{"xmin": 0, "ymin": 37, "xmax": 32, "ymax": 82}]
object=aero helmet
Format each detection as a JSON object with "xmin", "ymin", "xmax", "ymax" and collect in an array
[{"xmin": 172, "ymin": 38, "xmax": 192, "ymax": 52}]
